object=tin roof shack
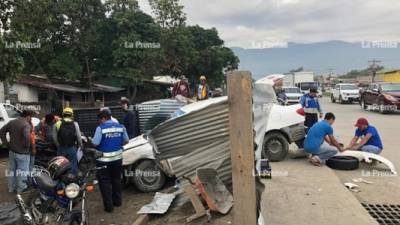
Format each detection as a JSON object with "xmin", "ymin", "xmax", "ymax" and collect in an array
[
  {"xmin": 148, "ymin": 82, "xmax": 274, "ymax": 189},
  {"xmin": 11, "ymin": 74, "xmax": 124, "ymax": 113}
]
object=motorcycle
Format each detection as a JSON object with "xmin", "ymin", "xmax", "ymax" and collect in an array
[{"xmin": 16, "ymin": 148, "xmax": 103, "ymax": 225}]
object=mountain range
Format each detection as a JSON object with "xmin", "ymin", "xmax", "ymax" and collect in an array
[{"xmin": 231, "ymin": 40, "xmax": 400, "ymax": 79}]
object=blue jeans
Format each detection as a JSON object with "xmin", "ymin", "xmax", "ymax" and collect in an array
[
  {"xmin": 57, "ymin": 146, "xmax": 78, "ymax": 174},
  {"xmin": 8, "ymin": 151, "xmax": 30, "ymax": 193},
  {"xmin": 361, "ymin": 145, "xmax": 382, "ymax": 154},
  {"xmin": 316, "ymin": 142, "xmax": 338, "ymax": 163}
]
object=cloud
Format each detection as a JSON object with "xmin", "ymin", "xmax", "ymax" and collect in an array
[{"xmin": 138, "ymin": 0, "xmax": 400, "ymax": 48}]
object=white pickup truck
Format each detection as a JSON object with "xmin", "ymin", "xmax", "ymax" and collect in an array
[
  {"xmin": 330, "ymin": 83, "xmax": 360, "ymax": 104},
  {"xmin": 0, "ymin": 103, "xmax": 40, "ymax": 145}
]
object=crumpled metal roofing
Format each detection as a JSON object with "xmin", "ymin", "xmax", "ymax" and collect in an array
[
  {"xmin": 148, "ymin": 83, "xmax": 273, "ymax": 186},
  {"xmin": 137, "ymin": 99, "xmax": 185, "ymax": 134}
]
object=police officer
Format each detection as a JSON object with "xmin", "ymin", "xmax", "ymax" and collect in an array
[
  {"xmin": 300, "ymin": 87, "xmax": 323, "ymax": 132},
  {"xmin": 91, "ymin": 108, "xmax": 129, "ymax": 213}
]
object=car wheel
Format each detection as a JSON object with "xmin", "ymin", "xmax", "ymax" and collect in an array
[
  {"xmin": 331, "ymin": 94, "xmax": 336, "ymax": 103},
  {"xmin": 262, "ymin": 132, "xmax": 289, "ymax": 162},
  {"xmin": 326, "ymin": 156, "xmax": 359, "ymax": 170},
  {"xmin": 339, "ymin": 95, "xmax": 344, "ymax": 104},
  {"xmin": 360, "ymin": 99, "xmax": 367, "ymax": 110},
  {"xmin": 132, "ymin": 160, "xmax": 166, "ymax": 192}
]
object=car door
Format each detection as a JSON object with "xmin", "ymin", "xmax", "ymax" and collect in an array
[
  {"xmin": 370, "ymin": 84, "xmax": 380, "ymax": 105},
  {"xmin": 333, "ymin": 85, "xmax": 339, "ymax": 99}
]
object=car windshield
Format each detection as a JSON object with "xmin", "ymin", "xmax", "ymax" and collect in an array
[
  {"xmin": 381, "ymin": 83, "xmax": 400, "ymax": 92},
  {"xmin": 341, "ymin": 85, "xmax": 358, "ymax": 90},
  {"xmin": 284, "ymin": 88, "xmax": 301, "ymax": 93},
  {"xmin": 299, "ymin": 82, "xmax": 318, "ymax": 90}
]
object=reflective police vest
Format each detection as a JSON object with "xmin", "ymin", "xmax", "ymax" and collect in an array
[
  {"xmin": 302, "ymin": 94, "xmax": 321, "ymax": 114},
  {"xmin": 96, "ymin": 121, "xmax": 125, "ymax": 162}
]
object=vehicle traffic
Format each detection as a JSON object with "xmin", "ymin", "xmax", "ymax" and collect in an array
[
  {"xmin": 331, "ymin": 83, "xmax": 360, "ymax": 103},
  {"xmin": 360, "ymin": 82, "xmax": 400, "ymax": 114},
  {"xmin": 282, "ymin": 86, "xmax": 303, "ymax": 104}
]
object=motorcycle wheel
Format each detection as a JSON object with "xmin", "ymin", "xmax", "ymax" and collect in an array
[{"xmin": 61, "ymin": 209, "xmax": 88, "ymax": 225}]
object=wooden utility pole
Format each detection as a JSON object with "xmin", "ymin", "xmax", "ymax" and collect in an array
[
  {"xmin": 227, "ymin": 71, "xmax": 257, "ymax": 225},
  {"xmin": 368, "ymin": 59, "xmax": 381, "ymax": 82}
]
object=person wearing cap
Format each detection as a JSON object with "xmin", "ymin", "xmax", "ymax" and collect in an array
[
  {"xmin": 120, "ymin": 97, "xmax": 139, "ymax": 139},
  {"xmin": 0, "ymin": 110, "xmax": 34, "ymax": 193},
  {"xmin": 304, "ymin": 112, "xmax": 344, "ymax": 166},
  {"xmin": 300, "ymin": 88, "xmax": 323, "ymax": 132},
  {"xmin": 172, "ymin": 75, "xmax": 191, "ymax": 98},
  {"xmin": 52, "ymin": 108, "xmax": 83, "ymax": 174},
  {"xmin": 91, "ymin": 108, "xmax": 129, "ymax": 213},
  {"xmin": 197, "ymin": 75, "xmax": 210, "ymax": 101},
  {"xmin": 345, "ymin": 118, "xmax": 383, "ymax": 154}
]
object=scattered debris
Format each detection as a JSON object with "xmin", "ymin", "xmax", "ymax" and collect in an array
[
  {"xmin": 137, "ymin": 192, "xmax": 176, "ymax": 214},
  {"xmin": 344, "ymin": 182, "xmax": 361, "ymax": 193},
  {"xmin": 352, "ymin": 178, "xmax": 373, "ymax": 184},
  {"xmin": 195, "ymin": 168, "xmax": 233, "ymax": 214},
  {"xmin": 337, "ymin": 151, "xmax": 397, "ymax": 174}
]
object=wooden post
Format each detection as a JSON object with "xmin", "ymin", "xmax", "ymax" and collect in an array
[{"xmin": 227, "ymin": 71, "xmax": 257, "ymax": 225}]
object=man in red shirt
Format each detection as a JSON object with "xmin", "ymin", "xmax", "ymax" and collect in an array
[{"xmin": 172, "ymin": 76, "xmax": 191, "ymax": 98}]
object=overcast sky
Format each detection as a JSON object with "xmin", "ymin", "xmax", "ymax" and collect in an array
[{"xmin": 138, "ymin": 0, "xmax": 400, "ymax": 49}]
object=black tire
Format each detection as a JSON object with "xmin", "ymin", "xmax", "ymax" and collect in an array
[
  {"xmin": 132, "ymin": 160, "xmax": 166, "ymax": 192},
  {"xmin": 326, "ymin": 156, "xmax": 359, "ymax": 170},
  {"xmin": 262, "ymin": 132, "xmax": 289, "ymax": 162},
  {"xmin": 331, "ymin": 94, "xmax": 336, "ymax": 103},
  {"xmin": 61, "ymin": 210, "xmax": 84, "ymax": 225},
  {"xmin": 339, "ymin": 95, "xmax": 344, "ymax": 104}
]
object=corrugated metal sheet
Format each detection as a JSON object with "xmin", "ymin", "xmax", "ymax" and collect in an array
[
  {"xmin": 149, "ymin": 83, "xmax": 273, "ymax": 187},
  {"xmin": 137, "ymin": 99, "xmax": 185, "ymax": 134}
]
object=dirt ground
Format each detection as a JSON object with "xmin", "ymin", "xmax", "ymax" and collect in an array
[{"xmin": 0, "ymin": 151, "xmax": 231, "ymax": 225}]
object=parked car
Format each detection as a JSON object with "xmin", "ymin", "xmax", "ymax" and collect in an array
[
  {"xmin": 360, "ymin": 82, "xmax": 400, "ymax": 114},
  {"xmin": 331, "ymin": 83, "xmax": 360, "ymax": 103},
  {"xmin": 283, "ymin": 87, "xmax": 303, "ymax": 104}
]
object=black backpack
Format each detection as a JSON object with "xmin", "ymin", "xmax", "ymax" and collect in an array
[{"xmin": 57, "ymin": 120, "xmax": 77, "ymax": 147}]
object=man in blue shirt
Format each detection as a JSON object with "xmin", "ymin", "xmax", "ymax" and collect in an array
[
  {"xmin": 300, "ymin": 88, "xmax": 323, "ymax": 132},
  {"xmin": 304, "ymin": 112, "xmax": 344, "ymax": 166},
  {"xmin": 92, "ymin": 108, "xmax": 129, "ymax": 213},
  {"xmin": 345, "ymin": 118, "xmax": 383, "ymax": 154}
]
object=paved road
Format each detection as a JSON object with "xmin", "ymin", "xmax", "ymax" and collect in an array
[
  {"xmin": 262, "ymin": 97, "xmax": 400, "ymax": 225},
  {"xmin": 322, "ymin": 97, "xmax": 400, "ymax": 204}
]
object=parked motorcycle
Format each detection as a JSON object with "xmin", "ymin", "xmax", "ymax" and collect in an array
[{"xmin": 15, "ymin": 148, "xmax": 103, "ymax": 225}]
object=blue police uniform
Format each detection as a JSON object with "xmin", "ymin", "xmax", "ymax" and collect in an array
[
  {"xmin": 300, "ymin": 93, "xmax": 322, "ymax": 131},
  {"xmin": 92, "ymin": 120, "xmax": 129, "ymax": 212}
]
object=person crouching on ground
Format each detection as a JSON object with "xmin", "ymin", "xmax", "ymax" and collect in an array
[
  {"xmin": 344, "ymin": 118, "xmax": 383, "ymax": 154},
  {"xmin": 91, "ymin": 108, "xmax": 129, "ymax": 213},
  {"xmin": 304, "ymin": 112, "xmax": 344, "ymax": 166}
]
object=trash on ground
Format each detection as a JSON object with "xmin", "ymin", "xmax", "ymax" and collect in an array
[
  {"xmin": 137, "ymin": 192, "xmax": 176, "ymax": 214},
  {"xmin": 352, "ymin": 178, "xmax": 373, "ymax": 184},
  {"xmin": 344, "ymin": 182, "xmax": 361, "ymax": 193}
]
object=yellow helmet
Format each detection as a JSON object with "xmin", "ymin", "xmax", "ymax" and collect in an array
[
  {"xmin": 200, "ymin": 75, "xmax": 206, "ymax": 80},
  {"xmin": 63, "ymin": 107, "xmax": 74, "ymax": 116}
]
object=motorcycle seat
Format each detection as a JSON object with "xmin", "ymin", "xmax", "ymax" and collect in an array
[{"xmin": 34, "ymin": 172, "xmax": 58, "ymax": 191}]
